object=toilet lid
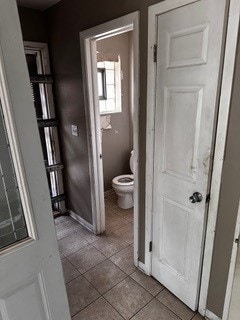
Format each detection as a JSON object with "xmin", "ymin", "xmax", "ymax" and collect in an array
[{"xmin": 112, "ymin": 174, "xmax": 134, "ymax": 186}]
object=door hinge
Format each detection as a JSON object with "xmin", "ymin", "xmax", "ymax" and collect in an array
[
  {"xmin": 153, "ymin": 44, "xmax": 157, "ymax": 63},
  {"xmin": 206, "ymin": 194, "xmax": 211, "ymax": 203},
  {"xmin": 149, "ymin": 241, "xmax": 152, "ymax": 252},
  {"xmin": 235, "ymin": 236, "xmax": 239, "ymax": 245}
]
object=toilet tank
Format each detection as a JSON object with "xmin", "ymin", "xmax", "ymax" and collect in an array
[{"xmin": 130, "ymin": 150, "xmax": 134, "ymax": 173}]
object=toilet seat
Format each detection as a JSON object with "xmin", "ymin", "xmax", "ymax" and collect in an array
[{"xmin": 112, "ymin": 174, "xmax": 134, "ymax": 186}]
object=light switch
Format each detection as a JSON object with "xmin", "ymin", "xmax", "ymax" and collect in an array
[{"xmin": 71, "ymin": 125, "xmax": 78, "ymax": 136}]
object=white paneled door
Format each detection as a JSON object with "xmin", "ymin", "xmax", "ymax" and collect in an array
[
  {"xmin": 152, "ymin": 0, "xmax": 227, "ymax": 310},
  {"xmin": 0, "ymin": 1, "xmax": 70, "ymax": 320}
]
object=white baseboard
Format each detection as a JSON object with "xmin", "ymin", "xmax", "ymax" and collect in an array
[
  {"xmin": 69, "ymin": 210, "xmax": 94, "ymax": 232},
  {"xmin": 137, "ymin": 261, "xmax": 150, "ymax": 275},
  {"xmin": 205, "ymin": 310, "xmax": 222, "ymax": 320}
]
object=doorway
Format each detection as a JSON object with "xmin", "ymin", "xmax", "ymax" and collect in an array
[
  {"xmin": 24, "ymin": 42, "xmax": 66, "ymax": 216},
  {"xmin": 80, "ymin": 12, "xmax": 139, "ymax": 265}
]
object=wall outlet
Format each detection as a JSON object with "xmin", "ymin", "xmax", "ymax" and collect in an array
[{"xmin": 71, "ymin": 125, "xmax": 78, "ymax": 136}]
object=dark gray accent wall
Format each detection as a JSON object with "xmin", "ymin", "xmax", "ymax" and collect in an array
[
  {"xmin": 207, "ymin": 32, "xmax": 240, "ymax": 318},
  {"xmin": 42, "ymin": 1, "xmax": 239, "ymax": 315},
  {"xmin": 45, "ymin": 0, "xmax": 162, "ymax": 249},
  {"xmin": 18, "ymin": 6, "xmax": 48, "ymax": 42},
  {"xmin": 98, "ymin": 32, "xmax": 133, "ymax": 191}
]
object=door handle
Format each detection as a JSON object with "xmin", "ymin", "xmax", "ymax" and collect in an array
[{"xmin": 189, "ymin": 192, "xmax": 203, "ymax": 203}]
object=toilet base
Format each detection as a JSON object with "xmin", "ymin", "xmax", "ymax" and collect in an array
[{"xmin": 117, "ymin": 193, "xmax": 133, "ymax": 209}]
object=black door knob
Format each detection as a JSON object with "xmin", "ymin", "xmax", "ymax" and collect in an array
[{"xmin": 189, "ymin": 192, "xmax": 203, "ymax": 203}]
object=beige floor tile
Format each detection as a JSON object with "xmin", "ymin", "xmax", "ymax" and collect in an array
[
  {"xmin": 66, "ymin": 276, "xmax": 100, "ymax": 317},
  {"xmin": 110, "ymin": 245, "xmax": 136, "ymax": 275},
  {"xmin": 105, "ymin": 193, "xmax": 118, "ymax": 203},
  {"xmin": 92, "ymin": 232, "xmax": 128, "ymax": 257},
  {"xmin": 104, "ymin": 277, "xmax": 152, "ymax": 319},
  {"xmin": 64, "ymin": 217, "xmax": 84, "ymax": 232},
  {"xmin": 72, "ymin": 297, "xmax": 124, "ymax": 320},
  {"xmin": 58, "ymin": 232, "xmax": 88, "ymax": 256},
  {"xmin": 61, "ymin": 258, "xmax": 81, "ymax": 284},
  {"xmin": 105, "ymin": 193, "xmax": 118, "ymax": 204},
  {"xmin": 131, "ymin": 298, "xmax": 180, "ymax": 320},
  {"xmin": 116, "ymin": 208, "xmax": 134, "ymax": 222},
  {"xmin": 55, "ymin": 223, "xmax": 73, "ymax": 240},
  {"xmin": 113, "ymin": 223, "xmax": 133, "ymax": 244},
  {"xmin": 75, "ymin": 226, "xmax": 100, "ymax": 243},
  {"xmin": 192, "ymin": 314, "xmax": 204, "ymax": 320},
  {"xmin": 156, "ymin": 289, "xmax": 195, "ymax": 320},
  {"xmin": 54, "ymin": 215, "xmax": 69, "ymax": 226},
  {"xmin": 130, "ymin": 270, "xmax": 164, "ymax": 296},
  {"xmin": 84, "ymin": 260, "xmax": 127, "ymax": 294},
  {"xmin": 106, "ymin": 213, "xmax": 129, "ymax": 232},
  {"xmin": 68, "ymin": 245, "xmax": 106, "ymax": 273},
  {"xmin": 105, "ymin": 200, "xmax": 122, "ymax": 215}
]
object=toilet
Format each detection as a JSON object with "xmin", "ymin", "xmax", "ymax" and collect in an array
[{"xmin": 112, "ymin": 151, "xmax": 134, "ymax": 209}]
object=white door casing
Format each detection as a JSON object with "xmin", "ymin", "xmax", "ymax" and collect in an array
[
  {"xmin": 0, "ymin": 1, "xmax": 70, "ymax": 319},
  {"xmin": 80, "ymin": 12, "xmax": 140, "ymax": 265},
  {"xmin": 151, "ymin": 0, "xmax": 227, "ymax": 310}
]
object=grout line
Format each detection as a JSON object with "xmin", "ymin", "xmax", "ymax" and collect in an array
[
  {"xmin": 59, "ymin": 242, "xmax": 89, "ymax": 259},
  {"xmin": 156, "ymin": 296, "xmax": 193, "ymax": 320},
  {"xmin": 190, "ymin": 312, "xmax": 198, "ymax": 319},
  {"xmin": 129, "ymin": 272, "xmax": 165, "ymax": 297},
  {"xmin": 102, "ymin": 295, "xmax": 126, "ymax": 319},
  {"xmin": 102, "ymin": 275, "xmax": 153, "ymax": 314},
  {"xmin": 82, "ymin": 264, "xmax": 128, "ymax": 296},
  {"xmin": 65, "ymin": 245, "xmax": 107, "ymax": 275},
  {"xmin": 129, "ymin": 295, "xmax": 156, "ymax": 319},
  {"xmin": 71, "ymin": 263, "xmax": 129, "ymax": 318},
  {"xmin": 105, "ymin": 218, "xmax": 131, "ymax": 233},
  {"xmin": 70, "ymin": 294, "xmax": 100, "ymax": 318}
]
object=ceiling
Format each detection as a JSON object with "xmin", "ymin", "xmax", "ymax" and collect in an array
[{"xmin": 17, "ymin": 0, "xmax": 62, "ymax": 11}]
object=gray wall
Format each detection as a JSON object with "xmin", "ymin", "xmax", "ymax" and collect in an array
[
  {"xmin": 207, "ymin": 32, "xmax": 240, "ymax": 318},
  {"xmin": 45, "ymin": 0, "xmax": 163, "ymax": 249},
  {"xmin": 18, "ymin": 6, "xmax": 48, "ymax": 42},
  {"xmin": 97, "ymin": 32, "xmax": 133, "ymax": 191}
]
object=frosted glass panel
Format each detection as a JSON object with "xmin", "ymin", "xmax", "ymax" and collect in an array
[{"xmin": 0, "ymin": 100, "xmax": 28, "ymax": 250}]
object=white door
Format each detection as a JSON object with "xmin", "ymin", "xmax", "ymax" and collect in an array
[
  {"xmin": 0, "ymin": 1, "xmax": 70, "ymax": 319},
  {"xmin": 152, "ymin": 0, "xmax": 227, "ymax": 310}
]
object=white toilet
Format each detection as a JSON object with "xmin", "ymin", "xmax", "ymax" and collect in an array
[{"xmin": 112, "ymin": 151, "xmax": 134, "ymax": 209}]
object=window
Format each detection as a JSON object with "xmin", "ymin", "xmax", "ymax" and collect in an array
[
  {"xmin": 97, "ymin": 68, "xmax": 107, "ymax": 100},
  {"xmin": 97, "ymin": 57, "xmax": 122, "ymax": 114},
  {"xmin": 0, "ymin": 100, "xmax": 28, "ymax": 250}
]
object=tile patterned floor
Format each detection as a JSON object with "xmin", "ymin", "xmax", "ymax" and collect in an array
[{"xmin": 55, "ymin": 193, "xmax": 204, "ymax": 320}]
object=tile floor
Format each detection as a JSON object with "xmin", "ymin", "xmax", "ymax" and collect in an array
[{"xmin": 55, "ymin": 193, "xmax": 204, "ymax": 320}]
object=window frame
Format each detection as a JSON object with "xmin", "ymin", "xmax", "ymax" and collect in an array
[
  {"xmin": 97, "ymin": 68, "xmax": 107, "ymax": 100},
  {"xmin": 97, "ymin": 59, "xmax": 122, "ymax": 115}
]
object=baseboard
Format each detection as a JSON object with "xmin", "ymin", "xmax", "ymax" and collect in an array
[
  {"xmin": 104, "ymin": 188, "xmax": 115, "ymax": 197},
  {"xmin": 138, "ymin": 261, "xmax": 148, "ymax": 274},
  {"xmin": 205, "ymin": 310, "xmax": 222, "ymax": 320},
  {"xmin": 69, "ymin": 210, "xmax": 94, "ymax": 232}
]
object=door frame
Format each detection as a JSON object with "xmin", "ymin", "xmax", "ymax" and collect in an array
[
  {"xmin": 222, "ymin": 201, "xmax": 240, "ymax": 320},
  {"xmin": 79, "ymin": 12, "xmax": 140, "ymax": 265},
  {"xmin": 145, "ymin": 0, "xmax": 240, "ymax": 317}
]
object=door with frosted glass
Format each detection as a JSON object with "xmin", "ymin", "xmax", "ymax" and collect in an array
[{"xmin": 0, "ymin": 1, "xmax": 70, "ymax": 319}]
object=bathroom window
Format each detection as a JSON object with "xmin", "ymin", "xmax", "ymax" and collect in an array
[{"xmin": 97, "ymin": 57, "xmax": 122, "ymax": 114}]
